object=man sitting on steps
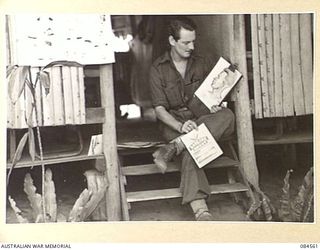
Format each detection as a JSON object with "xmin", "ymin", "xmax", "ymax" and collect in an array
[{"xmin": 149, "ymin": 16, "xmax": 235, "ymax": 221}]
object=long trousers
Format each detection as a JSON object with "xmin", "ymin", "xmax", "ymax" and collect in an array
[{"xmin": 160, "ymin": 108, "xmax": 235, "ymax": 204}]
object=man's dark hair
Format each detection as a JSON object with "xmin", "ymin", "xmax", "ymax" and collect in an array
[{"xmin": 168, "ymin": 16, "xmax": 197, "ymax": 41}]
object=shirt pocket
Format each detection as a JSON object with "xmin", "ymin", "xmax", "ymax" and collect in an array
[{"xmin": 164, "ymin": 84, "xmax": 184, "ymax": 109}]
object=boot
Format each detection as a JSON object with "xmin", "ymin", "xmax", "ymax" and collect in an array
[
  {"xmin": 152, "ymin": 143, "xmax": 176, "ymax": 173},
  {"xmin": 190, "ymin": 199, "xmax": 214, "ymax": 221},
  {"xmin": 194, "ymin": 209, "xmax": 214, "ymax": 221}
]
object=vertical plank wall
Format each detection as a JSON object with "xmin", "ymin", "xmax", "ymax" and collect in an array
[
  {"xmin": 257, "ymin": 14, "xmax": 271, "ymax": 117},
  {"xmin": 272, "ymin": 14, "xmax": 283, "ymax": 117},
  {"xmin": 280, "ymin": 14, "xmax": 295, "ymax": 117},
  {"xmin": 290, "ymin": 14, "xmax": 305, "ymax": 116},
  {"xmin": 62, "ymin": 67, "xmax": 74, "ymax": 125},
  {"xmin": 51, "ymin": 66, "xmax": 65, "ymax": 125},
  {"xmin": 250, "ymin": 15, "xmax": 263, "ymax": 118},
  {"xmin": 250, "ymin": 13, "xmax": 313, "ymax": 119},
  {"xmin": 7, "ymin": 66, "xmax": 86, "ymax": 128},
  {"xmin": 300, "ymin": 14, "xmax": 313, "ymax": 114},
  {"xmin": 265, "ymin": 14, "xmax": 275, "ymax": 117},
  {"xmin": 42, "ymin": 68, "xmax": 55, "ymax": 126}
]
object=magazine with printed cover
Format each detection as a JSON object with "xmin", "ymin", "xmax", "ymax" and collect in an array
[
  {"xmin": 195, "ymin": 57, "xmax": 242, "ymax": 108},
  {"xmin": 181, "ymin": 123, "xmax": 223, "ymax": 168}
]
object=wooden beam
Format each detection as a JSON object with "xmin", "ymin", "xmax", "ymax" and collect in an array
[
  {"xmin": 99, "ymin": 64, "xmax": 121, "ymax": 221},
  {"xmin": 6, "ymin": 149, "xmax": 104, "ymax": 169},
  {"xmin": 231, "ymin": 14, "xmax": 260, "ymax": 187},
  {"xmin": 254, "ymin": 130, "xmax": 313, "ymax": 145}
]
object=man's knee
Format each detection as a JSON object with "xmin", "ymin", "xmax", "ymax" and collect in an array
[
  {"xmin": 221, "ymin": 108, "xmax": 235, "ymax": 125},
  {"xmin": 220, "ymin": 108, "xmax": 235, "ymax": 135},
  {"xmin": 197, "ymin": 108, "xmax": 235, "ymax": 139}
]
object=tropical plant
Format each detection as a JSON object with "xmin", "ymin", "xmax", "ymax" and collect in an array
[
  {"xmin": 6, "ymin": 61, "xmax": 107, "ymax": 223},
  {"xmin": 278, "ymin": 168, "xmax": 314, "ymax": 222},
  {"xmin": 8, "ymin": 168, "xmax": 108, "ymax": 223},
  {"xmin": 247, "ymin": 167, "xmax": 314, "ymax": 222}
]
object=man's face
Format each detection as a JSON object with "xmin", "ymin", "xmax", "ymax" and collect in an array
[{"xmin": 170, "ymin": 27, "xmax": 196, "ymax": 59}]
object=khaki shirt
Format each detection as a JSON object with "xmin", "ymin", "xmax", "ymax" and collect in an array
[{"xmin": 150, "ymin": 51, "xmax": 213, "ymax": 111}]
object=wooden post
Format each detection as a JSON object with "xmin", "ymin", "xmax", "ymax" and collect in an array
[
  {"xmin": 99, "ymin": 64, "xmax": 121, "ymax": 221},
  {"xmin": 231, "ymin": 15, "xmax": 260, "ymax": 187}
]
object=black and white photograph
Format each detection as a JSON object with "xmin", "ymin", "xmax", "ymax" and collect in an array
[{"xmin": 2, "ymin": 1, "xmax": 318, "ymax": 244}]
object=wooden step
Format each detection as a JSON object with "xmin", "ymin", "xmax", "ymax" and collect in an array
[
  {"xmin": 126, "ymin": 182, "xmax": 248, "ymax": 203},
  {"xmin": 122, "ymin": 156, "xmax": 240, "ymax": 176}
]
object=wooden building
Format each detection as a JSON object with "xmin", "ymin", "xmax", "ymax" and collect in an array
[{"xmin": 6, "ymin": 14, "xmax": 313, "ymax": 222}]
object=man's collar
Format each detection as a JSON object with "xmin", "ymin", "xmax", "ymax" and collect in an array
[
  {"xmin": 158, "ymin": 51, "xmax": 171, "ymax": 64},
  {"xmin": 158, "ymin": 50, "xmax": 196, "ymax": 64}
]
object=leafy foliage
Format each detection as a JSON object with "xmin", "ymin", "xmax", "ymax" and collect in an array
[
  {"xmin": 278, "ymin": 168, "xmax": 314, "ymax": 222},
  {"xmin": 247, "ymin": 186, "xmax": 276, "ymax": 221},
  {"xmin": 8, "ymin": 196, "xmax": 29, "ymax": 223},
  {"xmin": 23, "ymin": 173, "xmax": 43, "ymax": 222},
  {"xmin": 9, "ymin": 169, "xmax": 108, "ymax": 223},
  {"xmin": 7, "ymin": 132, "xmax": 29, "ymax": 185},
  {"xmin": 247, "ymin": 168, "xmax": 314, "ymax": 222},
  {"xmin": 7, "ymin": 61, "xmax": 107, "ymax": 223},
  {"xmin": 7, "ymin": 66, "xmax": 29, "ymax": 104},
  {"xmin": 44, "ymin": 169, "xmax": 57, "ymax": 222}
]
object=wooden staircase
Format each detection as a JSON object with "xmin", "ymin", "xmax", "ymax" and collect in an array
[{"xmin": 118, "ymin": 140, "xmax": 253, "ymax": 221}]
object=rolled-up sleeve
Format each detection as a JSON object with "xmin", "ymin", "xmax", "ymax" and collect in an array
[{"xmin": 149, "ymin": 65, "xmax": 169, "ymax": 109}]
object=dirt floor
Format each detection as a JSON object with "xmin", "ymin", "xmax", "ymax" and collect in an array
[{"xmin": 6, "ymin": 143, "xmax": 313, "ymax": 223}]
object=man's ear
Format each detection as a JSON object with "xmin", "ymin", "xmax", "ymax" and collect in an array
[{"xmin": 169, "ymin": 35, "xmax": 176, "ymax": 46}]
